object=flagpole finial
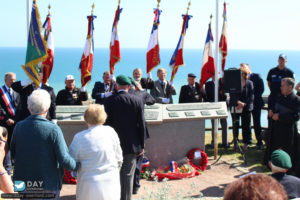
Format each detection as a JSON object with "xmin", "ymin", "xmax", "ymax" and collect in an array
[
  {"xmin": 210, "ymin": 14, "xmax": 213, "ymax": 22},
  {"xmin": 186, "ymin": 0, "xmax": 191, "ymax": 14},
  {"xmin": 48, "ymin": 4, "xmax": 51, "ymax": 14},
  {"xmin": 118, "ymin": 0, "xmax": 121, "ymax": 6},
  {"xmin": 157, "ymin": 0, "xmax": 161, "ymax": 8},
  {"xmin": 91, "ymin": 3, "xmax": 95, "ymax": 15}
]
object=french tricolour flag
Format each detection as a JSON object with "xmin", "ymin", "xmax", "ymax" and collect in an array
[
  {"xmin": 79, "ymin": 15, "xmax": 96, "ymax": 87},
  {"xmin": 219, "ymin": 2, "xmax": 228, "ymax": 73},
  {"xmin": 146, "ymin": 8, "xmax": 161, "ymax": 74},
  {"xmin": 169, "ymin": 14, "xmax": 192, "ymax": 82},
  {"xmin": 200, "ymin": 22, "xmax": 215, "ymax": 88},
  {"xmin": 109, "ymin": 6, "xmax": 122, "ymax": 75},
  {"xmin": 42, "ymin": 13, "xmax": 54, "ymax": 84}
]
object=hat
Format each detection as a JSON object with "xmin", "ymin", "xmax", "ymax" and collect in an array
[
  {"xmin": 188, "ymin": 73, "xmax": 196, "ymax": 78},
  {"xmin": 116, "ymin": 75, "xmax": 131, "ymax": 86},
  {"xmin": 65, "ymin": 75, "xmax": 75, "ymax": 81},
  {"xmin": 128, "ymin": 77, "xmax": 136, "ymax": 86},
  {"xmin": 271, "ymin": 149, "xmax": 292, "ymax": 169},
  {"xmin": 279, "ymin": 53, "xmax": 287, "ymax": 60}
]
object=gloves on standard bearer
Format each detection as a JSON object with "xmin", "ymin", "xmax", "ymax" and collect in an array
[
  {"xmin": 101, "ymin": 91, "xmax": 112, "ymax": 98},
  {"xmin": 162, "ymin": 98, "xmax": 170, "ymax": 104}
]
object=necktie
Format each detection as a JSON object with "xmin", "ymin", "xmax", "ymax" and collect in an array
[{"xmin": 8, "ymin": 88, "xmax": 13, "ymax": 101}]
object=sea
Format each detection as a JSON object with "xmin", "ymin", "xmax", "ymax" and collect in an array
[{"xmin": 0, "ymin": 47, "xmax": 299, "ymax": 128}]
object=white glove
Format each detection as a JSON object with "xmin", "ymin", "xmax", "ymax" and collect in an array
[
  {"xmin": 162, "ymin": 98, "xmax": 170, "ymax": 104},
  {"xmin": 147, "ymin": 73, "xmax": 152, "ymax": 79},
  {"xmin": 169, "ymin": 81, "xmax": 173, "ymax": 87},
  {"xmin": 51, "ymin": 119, "xmax": 58, "ymax": 124},
  {"xmin": 80, "ymin": 86, "xmax": 86, "ymax": 92},
  {"xmin": 21, "ymin": 78, "xmax": 33, "ymax": 87},
  {"xmin": 110, "ymin": 75, "xmax": 116, "ymax": 82},
  {"xmin": 101, "ymin": 92, "xmax": 112, "ymax": 98}
]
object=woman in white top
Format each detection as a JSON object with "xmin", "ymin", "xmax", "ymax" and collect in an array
[{"xmin": 69, "ymin": 104, "xmax": 123, "ymax": 200}]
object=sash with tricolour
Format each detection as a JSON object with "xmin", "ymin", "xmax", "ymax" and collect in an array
[{"xmin": 0, "ymin": 86, "xmax": 16, "ymax": 117}]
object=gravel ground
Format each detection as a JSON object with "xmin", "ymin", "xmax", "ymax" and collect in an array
[{"xmin": 59, "ymin": 157, "xmax": 250, "ymax": 200}]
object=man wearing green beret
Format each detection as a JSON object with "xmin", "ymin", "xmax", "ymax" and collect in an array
[
  {"xmin": 270, "ymin": 149, "xmax": 300, "ymax": 199},
  {"xmin": 104, "ymin": 75, "xmax": 146, "ymax": 200}
]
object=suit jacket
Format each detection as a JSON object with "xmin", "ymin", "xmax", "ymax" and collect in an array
[
  {"xmin": 150, "ymin": 80, "xmax": 176, "ymax": 104},
  {"xmin": 140, "ymin": 78, "xmax": 154, "ymax": 90},
  {"xmin": 179, "ymin": 82, "xmax": 203, "ymax": 103},
  {"xmin": 0, "ymin": 85, "xmax": 19, "ymax": 123},
  {"xmin": 104, "ymin": 91, "xmax": 146, "ymax": 155},
  {"xmin": 92, "ymin": 81, "xmax": 111, "ymax": 105},
  {"xmin": 12, "ymin": 81, "xmax": 56, "ymax": 122},
  {"xmin": 204, "ymin": 79, "xmax": 227, "ymax": 102},
  {"xmin": 229, "ymin": 80, "xmax": 254, "ymax": 111},
  {"xmin": 128, "ymin": 88, "xmax": 155, "ymax": 106},
  {"xmin": 249, "ymin": 73, "xmax": 264, "ymax": 109}
]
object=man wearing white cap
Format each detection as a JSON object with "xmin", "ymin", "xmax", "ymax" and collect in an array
[{"xmin": 56, "ymin": 75, "xmax": 88, "ymax": 105}]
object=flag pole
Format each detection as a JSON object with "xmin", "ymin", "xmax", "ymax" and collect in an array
[
  {"xmin": 213, "ymin": 0, "xmax": 219, "ymax": 160},
  {"xmin": 27, "ymin": 0, "xmax": 30, "ymax": 38}
]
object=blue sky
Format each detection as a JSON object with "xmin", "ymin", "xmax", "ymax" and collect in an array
[{"xmin": 1, "ymin": 0, "xmax": 300, "ymax": 50}]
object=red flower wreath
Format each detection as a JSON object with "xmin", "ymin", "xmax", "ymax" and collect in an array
[{"xmin": 186, "ymin": 148, "xmax": 208, "ymax": 171}]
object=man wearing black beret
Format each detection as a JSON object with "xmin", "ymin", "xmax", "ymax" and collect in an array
[{"xmin": 179, "ymin": 73, "xmax": 204, "ymax": 103}]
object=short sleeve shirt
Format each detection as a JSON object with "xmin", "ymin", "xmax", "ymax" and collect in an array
[{"xmin": 267, "ymin": 66, "xmax": 294, "ymax": 96}]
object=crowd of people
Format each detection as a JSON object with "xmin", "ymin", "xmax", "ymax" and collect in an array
[{"xmin": 0, "ymin": 53, "xmax": 299, "ymax": 199}]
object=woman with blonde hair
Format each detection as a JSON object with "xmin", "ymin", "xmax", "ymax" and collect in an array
[
  {"xmin": 230, "ymin": 66, "xmax": 254, "ymax": 151},
  {"xmin": 69, "ymin": 104, "xmax": 123, "ymax": 200}
]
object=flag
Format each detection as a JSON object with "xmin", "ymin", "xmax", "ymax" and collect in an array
[
  {"xmin": 219, "ymin": 2, "xmax": 228, "ymax": 72},
  {"xmin": 109, "ymin": 5, "xmax": 122, "ymax": 75},
  {"xmin": 79, "ymin": 14, "xmax": 96, "ymax": 87},
  {"xmin": 22, "ymin": 0, "xmax": 47, "ymax": 88},
  {"xmin": 200, "ymin": 22, "xmax": 215, "ymax": 88},
  {"xmin": 169, "ymin": 14, "xmax": 192, "ymax": 82},
  {"xmin": 146, "ymin": 8, "xmax": 161, "ymax": 74},
  {"xmin": 42, "ymin": 12, "xmax": 54, "ymax": 84}
]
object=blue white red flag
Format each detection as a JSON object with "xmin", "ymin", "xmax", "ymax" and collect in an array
[
  {"xmin": 146, "ymin": 8, "xmax": 161, "ymax": 74},
  {"xmin": 110, "ymin": 5, "xmax": 122, "ymax": 75},
  {"xmin": 219, "ymin": 2, "xmax": 228, "ymax": 72},
  {"xmin": 169, "ymin": 14, "xmax": 192, "ymax": 82},
  {"xmin": 200, "ymin": 22, "xmax": 215, "ymax": 88},
  {"xmin": 79, "ymin": 14, "xmax": 96, "ymax": 87},
  {"xmin": 42, "ymin": 12, "xmax": 54, "ymax": 84}
]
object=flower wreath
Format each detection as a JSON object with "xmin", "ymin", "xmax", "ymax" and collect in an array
[{"xmin": 186, "ymin": 148, "xmax": 208, "ymax": 171}]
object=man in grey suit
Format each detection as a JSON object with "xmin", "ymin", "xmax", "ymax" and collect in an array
[{"xmin": 150, "ymin": 68, "xmax": 176, "ymax": 104}]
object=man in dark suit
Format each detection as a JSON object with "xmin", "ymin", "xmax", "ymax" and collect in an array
[
  {"xmin": 133, "ymin": 68, "xmax": 154, "ymax": 90},
  {"xmin": 92, "ymin": 71, "xmax": 113, "ymax": 104},
  {"xmin": 205, "ymin": 76, "xmax": 228, "ymax": 147},
  {"xmin": 240, "ymin": 63, "xmax": 264, "ymax": 149},
  {"xmin": 104, "ymin": 75, "xmax": 146, "ymax": 200},
  {"xmin": 179, "ymin": 73, "xmax": 203, "ymax": 103},
  {"xmin": 11, "ymin": 70, "xmax": 56, "ymax": 123},
  {"xmin": 150, "ymin": 68, "xmax": 176, "ymax": 104},
  {"xmin": 0, "ymin": 72, "xmax": 19, "ymax": 174}
]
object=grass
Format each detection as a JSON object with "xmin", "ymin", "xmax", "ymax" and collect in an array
[{"xmin": 204, "ymin": 131, "xmax": 269, "ymax": 173}]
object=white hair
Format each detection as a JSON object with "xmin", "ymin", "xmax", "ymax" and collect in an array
[{"xmin": 27, "ymin": 89, "xmax": 51, "ymax": 115}]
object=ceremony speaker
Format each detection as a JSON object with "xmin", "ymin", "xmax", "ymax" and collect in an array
[{"xmin": 224, "ymin": 68, "xmax": 242, "ymax": 94}]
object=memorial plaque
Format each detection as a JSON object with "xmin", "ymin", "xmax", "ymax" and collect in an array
[
  {"xmin": 71, "ymin": 115, "xmax": 82, "ymax": 120},
  {"xmin": 168, "ymin": 112, "xmax": 179, "ymax": 118},
  {"xmin": 56, "ymin": 106, "xmax": 87, "ymax": 113},
  {"xmin": 200, "ymin": 111, "xmax": 211, "ymax": 116},
  {"xmin": 166, "ymin": 103, "xmax": 222, "ymax": 111},
  {"xmin": 185, "ymin": 112, "xmax": 196, "ymax": 117},
  {"xmin": 145, "ymin": 105, "xmax": 160, "ymax": 110},
  {"xmin": 145, "ymin": 111, "xmax": 159, "ymax": 120},
  {"xmin": 216, "ymin": 110, "xmax": 227, "ymax": 115}
]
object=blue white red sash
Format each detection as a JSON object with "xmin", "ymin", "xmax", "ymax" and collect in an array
[{"xmin": 0, "ymin": 86, "xmax": 16, "ymax": 117}]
